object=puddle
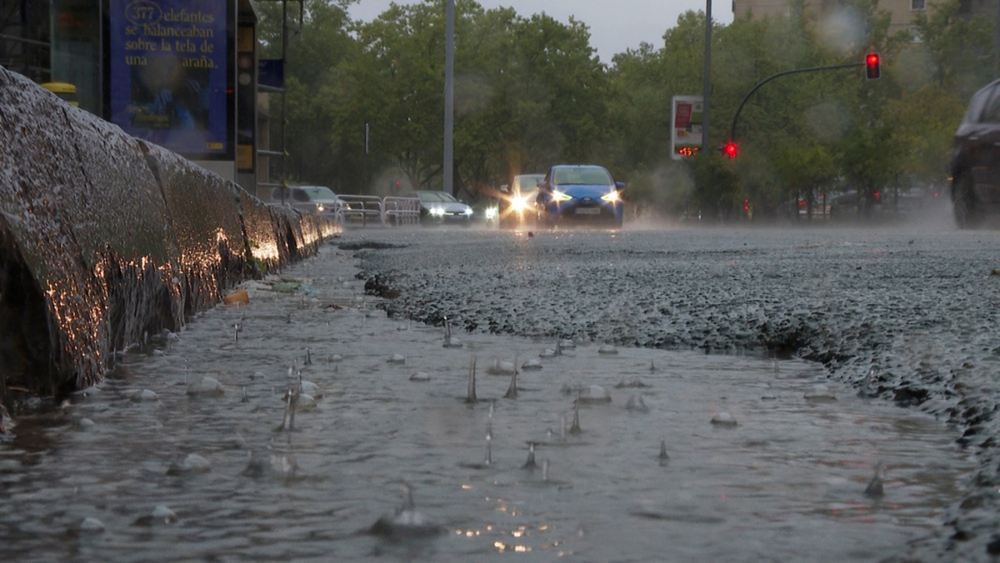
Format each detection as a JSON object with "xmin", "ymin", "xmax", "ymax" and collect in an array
[{"xmin": 0, "ymin": 248, "xmax": 974, "ymax": 561}]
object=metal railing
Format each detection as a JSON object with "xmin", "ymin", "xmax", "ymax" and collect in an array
[
  {"xmin": 267, "ymin": 194, "xmax": 421, "ymax": 228},
  {"xmin": 337, "ymin": 194, "xmax": 386, "ymax": 227},
  {"xmin": 383, "ymin": 196, "xmax": 421, "ymax": 226}
]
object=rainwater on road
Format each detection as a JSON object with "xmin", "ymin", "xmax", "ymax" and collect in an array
[{"xmin": 0, "ymin": 231, "xmax": 976, "ymax": 561}]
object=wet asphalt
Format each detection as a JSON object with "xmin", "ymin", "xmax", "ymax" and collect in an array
[{"xmin": 342, "ymin": 215, "xmax": 1000, "ymax": 560}]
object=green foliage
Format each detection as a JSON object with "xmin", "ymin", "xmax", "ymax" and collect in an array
[
  {"xmin": 256, "ymin": 0, "xmax": 361, "ymax": 191},
  {"xmin": 909, "ymin": 0, "xmax": 995, "ymax": 96},
  {"xmin": 686, "ymin": 152, "xmax": 740, "ymax": 220}
]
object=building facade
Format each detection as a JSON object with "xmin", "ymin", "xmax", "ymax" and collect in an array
[{"xmin": 0, "ymin": 0, "xmax": 278, "ymax": 199}]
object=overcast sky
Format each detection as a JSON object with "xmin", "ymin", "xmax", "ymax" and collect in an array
[{"xmin": 347, "ymin": 0, "xmax": 736, "ymax": 63}]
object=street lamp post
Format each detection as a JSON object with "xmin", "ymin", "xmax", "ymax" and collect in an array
[{"xmin": 444, "ymin": 0, "xmax": 455, "ymax": 196}]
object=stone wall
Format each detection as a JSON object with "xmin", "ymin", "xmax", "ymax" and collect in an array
[{"xmin": 0, "ymin": 66, "xmax": 338, "ymax": 402}]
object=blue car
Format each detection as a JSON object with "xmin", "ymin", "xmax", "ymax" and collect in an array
[{"xmin": 535, "ymin": 165, "xmax": 625, "ymax": 228}]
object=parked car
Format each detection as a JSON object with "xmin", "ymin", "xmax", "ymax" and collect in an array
[
  {"xmin": 498, "ymin": 173, "xmax": 546, "ymax": 229},
  {"xmin": 271, "ymin": 185, "xmax": 349, "ymax": 220},
  {"xmin": 407, "ymin": 190, "xmax": 474, "ymax": 226},
  {"xmin": 535, "ymin": 165, "xmax": 625, "ymax": 228},
  {"xmin": 951, "ymin": 79, "xmax": 1000, "ymax": 228}
]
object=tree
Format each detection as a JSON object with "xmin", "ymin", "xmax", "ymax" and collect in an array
[
  {"xmin": 343, "ymin": 1, "xmax": 608, "ymax": 198},
  {"xmin": 908, "ymin": 0, "xmax": 995, "ymax": 98},
  {"xmin": 885, "ymin": 0, "xmax": 995, "ymax": 191},
  {"xmin": 256, "ymin": 0, "xmax": 360, "ymax": 191}
]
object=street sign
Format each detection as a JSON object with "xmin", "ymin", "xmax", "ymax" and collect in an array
[{"xmin": 671, "ymin": 96, "xmax": 704, "ymax": 160}]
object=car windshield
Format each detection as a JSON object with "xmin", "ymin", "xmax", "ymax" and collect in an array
[
  {"xmin": 552, "ymin": 167, "xmax": 612, "ymax": 186},
  {"xmin": 418, "ymin": 191, "xmax": 459, "ymax": 203},
  {"xmin": 300, "ymin": 186, "xmax": 339, "ymax": 201},
  {"xmin": 513, "ymin": 175, "xmax": 545, "ymax": 192}
]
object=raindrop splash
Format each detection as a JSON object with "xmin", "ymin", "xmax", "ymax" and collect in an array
[
  {"xmin": 367, "ymin": 482, "xmax": 445, "ymax": 538},
  {"xmin": 865, "ymin": 462, "xmax": 885, "ymax": 499},
  {"xmin": 504, "ymin": 356, "xmax": 519, "ymax": 399},
  {"xmin": 523, "ymin": 442, "xmax": 538, "ymax": 470},
  {"xmin": 569, "ymin": 404, "xmax": 582, "ymax": 436},
  {"xmin": 465, "ymin": 357, "xmax": 477, "ymax": 404}
]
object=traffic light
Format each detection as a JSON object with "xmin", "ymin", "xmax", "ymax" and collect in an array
[
  {"xmin": 865, "ymin": 53, "xmax": 881, "ymax": 80},
  {"xmin": 724, "ymin": 141, "xmax": 738, "ymax": 159}
]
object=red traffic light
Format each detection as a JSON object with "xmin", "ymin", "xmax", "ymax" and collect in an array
[
  {"xmin": 865, "ymin": 52, "xmax": 881, "ymax": 80},
  {"xmin": 724, "ymin": 142, "xmax": 738, "ymax": 159}
]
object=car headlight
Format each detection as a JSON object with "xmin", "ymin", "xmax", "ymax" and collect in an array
[
  {"xmin": 510, "ymin": 195, "xmax": 529, "ymax": 212},
  {"xmin": 464, "ymin": 207, "xmax": 474, "ymax": 216},
  {"xmin": 316, "ymin": 204, "xmax": 326, "ymax": 212},
  {"xmin": 430, "ymin": 207, "xmax": 445, "ymax": 217},
  {"xmin": 552, "ymin": 190, "xmax": 572, "ymax": 202},
  {"xmin": 485, "ymin": 207, "xmax": 498, "ymax": 220},
  {"xmin": 601, "ymin": 191, "xmax": 620, "ymax": 203}
]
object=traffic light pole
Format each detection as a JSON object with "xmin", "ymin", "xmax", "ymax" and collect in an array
[
  {"xmin": 702, "ymin": 0, "xmax": 712, "ymax": 155},
  {"xmin": 729, "ymin": 62, "xmax": 863, "ymax": 142}
]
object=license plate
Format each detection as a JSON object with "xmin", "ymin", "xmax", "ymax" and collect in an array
[{"xmin": 575, "ymin": 207, "xmax": 601, "ymax": 215}]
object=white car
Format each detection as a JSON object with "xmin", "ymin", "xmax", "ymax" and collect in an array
[
  {"xmin": 408, "ymin": 190, "xmax": 474, "ymax": 226},
  {"xmin": 272, "ymin": 186, "xmax": 350, "ymax": 220}
]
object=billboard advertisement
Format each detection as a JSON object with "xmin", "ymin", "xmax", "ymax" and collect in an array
[
  {"xmin": 671, "ymin": 96, "xmax": 703, "ymax": 160},
  {"xmin": 108, "ymin": 0, "xmax": 233, "ymax": 159}
]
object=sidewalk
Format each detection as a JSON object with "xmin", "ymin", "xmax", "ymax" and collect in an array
[{"xmin": 48, "ymin": 236, "xmax": 964, "ymax": 561}]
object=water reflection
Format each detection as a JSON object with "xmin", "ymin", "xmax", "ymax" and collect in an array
[{"xmin": 0, "ymin": 251, "xmax": 975, "ymax": 561}]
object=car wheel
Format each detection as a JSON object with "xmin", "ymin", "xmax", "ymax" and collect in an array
[{"xmin": 952, "ymin": 174, "xmax": 980, "ymax": 229}]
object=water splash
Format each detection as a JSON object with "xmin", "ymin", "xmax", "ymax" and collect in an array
[
  {"xmin": 626, "ymin": 394, "xmax": 649, "ymax": 413},
  {"xmin": 443, "ymin": 316, "xmax": 462, "ymax": 348},
  {"xmin": 483, "ymin": 433, "xmax": 492, "ymax": 466},
  {"xmin": 522, "ymin": 442, "xmax": 538, "ymax": 470},
  {"xmin": 503, "ymin": 356, "xmax": 518, "ymax": 399},
  {"xmin": 367, "ymin": 482, "xmax": 445, "ymax": 538},
  {"xmin": 864, "ymin": 462, "xmax": 885, "ymax": 499},
  {"xmin": 568, "ymin": 404, "xmax": 582, "ymax": 436},
  {"xmin": 859, "ymin": 367, "xmax": 878, "ymax": 398},
  {"xmin": 280, "ymin": 385, "xmax": 298, "ymax": 431},
  {"xmin": 465, "ymin": 357, "xmax": 477, "ymax": 404}
]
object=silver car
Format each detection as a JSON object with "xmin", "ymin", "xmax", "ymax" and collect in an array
[
  {"xmin": 272, "ymin": 186, "xmax": 349, "ymax": 220},
  {"xmin": 408, "ymin": 190, "xmax": 474, "ymax": 226}
]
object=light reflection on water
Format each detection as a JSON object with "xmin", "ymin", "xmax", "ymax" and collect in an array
[{"xmin": 0, "ymin": 251, "xmax": 975, "ymax": 561}]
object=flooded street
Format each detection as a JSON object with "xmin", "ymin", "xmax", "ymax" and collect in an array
[{"xmin": 0, "ymin": 235, "xmax": 976, "ymax": 561}]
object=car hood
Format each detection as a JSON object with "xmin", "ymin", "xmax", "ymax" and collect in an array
[
  {"xmin": 555, "ymin": 184, "xmax": 617, "ymax": 199},
  {"xmin": 424, "ymin": 202, "xmax": 471, "ymax": 212}
]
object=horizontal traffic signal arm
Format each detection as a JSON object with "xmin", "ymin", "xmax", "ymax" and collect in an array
[{"xmin": 729, "ymin": 61, "xmax": 867, "ymax": 145}]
